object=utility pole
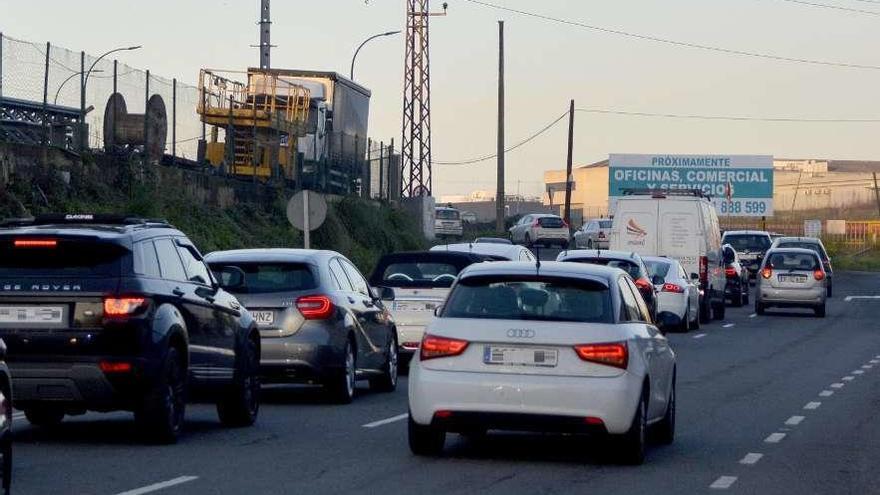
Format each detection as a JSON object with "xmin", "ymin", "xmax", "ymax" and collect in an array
[
  {"xmin": 258, "ymin": 0, "xmax": 272, "ymax": 69},
  {"xmin": 873, "ymin": 172, "xmax": 880, "ymax": 217},
  {"xmin": 496, "ymin": 20, "xmax": 505, "ymax": 233},
  {"xmin": 563, "ymin": 99, "xmax": 575, "ymax": 228}
]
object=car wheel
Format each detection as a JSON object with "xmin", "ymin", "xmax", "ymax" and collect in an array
[
  {"xmin": 713, "ymin": 298, "xmax": 726, "ymax": 320},
  {"xmin": 690, "ymin": 301, "xmax": 701, "ymax": 330},
  {"xmin": 327, "ymin": 339, "xmax": 356, "ymax": 404},
  {"xmin": 217, "ymin": 334, "xmax": 261, "ymax": 427},
  {"xmin": 731, "ymin": 290, "xmax": 743, "ymax": 308},
  {"xmin": 408, "ymin": 413, "xmax": 445, "ymax": 456},
  {"xmin": 616, "ymin": 389, "xmax": 647, "ymax": 465},
  {"xmin": 827, "ymin": 283, "xmax": 833, "ymax": 298},
  {"xmin": 679, "ymin": 306, "xmax": 691, "ymax": 332},
  {"xmin": 135, "ymin": 347, "xmax": 186, "ymax": 444},
  {"xmin": 654, "ymin": 376, "xmax": 675, "ymax": 445},
  {"xmin": 0, "ymin": 429, "xmax": 9, "ymax": 495},
  {"xmin": 524, "ymin": 233, "xmax": 533, "ymax": 248},
  {"xmin": 743, "ymin": 284, "xmax": 750, "ymax": 305},
  {"xmin": 814, "ymin": 304, "xmax": 826, "ymax": 318},
  {"xmin": 755, "ymin": 300, "xmax": 765, "ymax": 315},
  {"xmin": 699, "ymin": 296, "xmax": 711, "ymax": 324},
  {"xmin": 370, "ymin": 335, "xmax": 398, "ymax": 393},
  {"xmin": 23, "ymin": 407, "xmax": 64, "ymax": 428}
]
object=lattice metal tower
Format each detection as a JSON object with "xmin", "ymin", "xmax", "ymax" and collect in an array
[{"xmin": 401, "ymin": 1, "xmax": 445, "ymax": 198}]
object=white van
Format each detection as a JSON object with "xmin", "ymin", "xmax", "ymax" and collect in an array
[
  {"xmin": 609, "ymin": 191, "xmax": 727, "ymax": 322},
  {"xmin": 434, "ymin": 207, "xmax": 463, "ymax": 239}
]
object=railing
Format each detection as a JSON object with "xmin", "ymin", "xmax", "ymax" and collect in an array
[{"xmin": 197, "ymin": 69, "xmax": 310, "ymax": 131}]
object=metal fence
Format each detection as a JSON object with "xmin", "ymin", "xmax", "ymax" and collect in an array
[{"xmin": 720, "ymin": 219, "xmax": 880, "ymax": 248}]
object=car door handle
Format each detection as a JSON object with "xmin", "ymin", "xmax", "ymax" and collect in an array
[
  {"xmin": 348, "ymin": 296, "xmax": 356, "ymax": 304},
  {"xmin": 172, "ymin": 288, "xmax": 185, "ymax": 297}
]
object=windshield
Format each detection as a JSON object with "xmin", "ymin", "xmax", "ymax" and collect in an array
[
  {"xmin": 381, "ymin": 262, "xmax": 460, "ymax": 288},
  {"xmin": 599, "ymin": 220, "xmax": 613, "ymax": 229},
  {"xmin": 436, "ymin": 209, "xmax": 460, "ymax": 220},
  {"xmin": 723, "ymin": 234, "xmax": 772, "ymax": 252},
  {"xmin": 645, "ymin": 260, "xmax": 672, "ymax": 280},
  {"xmin": 538, "ymin": 216, "xmax": 565, "ymax": 228},
  {"xmin": 768, "ymin": 252, "xmax": 820, "ymax": 271},
  {"xmin": 442, "ymin": 276, "xmax": 613, "ymax": 323},
  {"xmin": 0, "ymin": 238, "xmax": 126, "ymax": 278},
  {"xmin": 777, "ymin": 242, "xmax": 828, "ymax": 259},
  {"xmin": 564, "ymin": 257, "xmax": 642, "ymax": 279},
  {"xmin": 208, "ymin": 262, "xmax": 317, "ymax": 294}
]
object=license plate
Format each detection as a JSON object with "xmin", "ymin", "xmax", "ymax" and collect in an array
[
  {"xmin": 252, "ymin": 311, "xmax": 275, "ymax": 326},
  {"xmin": 0, "ymin": 306, "xmax": 64, "ymax": 324},
  {"xmin": 778, "ymin": 275, "xmax": 806, "ymax": 283},
  {"xmin": 394, "ymin": 301, "xmax": 436, "ymax": 312},
  {"xmin": 483, "ymin": 346, "xmax": 558, "ymax": 367}
]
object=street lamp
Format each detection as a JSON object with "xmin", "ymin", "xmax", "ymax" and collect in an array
[
  {"xmin": 78, "ymin": 45, "xmax": 140, "ymax": 151},
  {"xmin": 54, "ymin": 70, "xmax": 103, "ymax": 104},
  {"xmin": 84, "ymin": 45, "xmax": 142, "ymax": 90},
  {"xmin": 350, "ymin": 31, "xmax": 400, "ymax": 80}
]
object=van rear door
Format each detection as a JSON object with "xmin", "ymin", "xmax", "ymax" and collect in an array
[
  {"xmin": 610, "ymin": 199, "xmax": 658, "ymax": 255},
  {"xmin": 658, "ymin": 199, "xmax": 701, "ymax": 277}
]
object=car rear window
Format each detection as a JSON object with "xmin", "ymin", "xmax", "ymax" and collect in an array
[
  {"xmin": 724, "ymin": 234, "xmax": 771, "ymax": 252},
  {"xmin": 768, "ymin": 252, "xmax": 819, "ymax": 271},
  {"xmin": 564, "ymin": 257, "xmax": 642, "ymax": 280},
  {"xmin": 442, "ymin": 276, "xmax": 613, "ymax": 323},
  {"xmin": 0, "ymin": 237, "xmax": 127, "ymax": 277},
  {"xmin": 209, "ymin": 263, "xmax": 317, "ymax": 294},
  {"xmin": 538, "ymin": 216, "xmax": 565, "ymax": 228},
  {"xmin": 599, "ymin": 220, "xmax": 613, "ymax": 229},
  {"xmin": 777, "ymin": 242, "xmax": 827, "ymax": 259},
  {"xmin": 644, "ymin": 260, "xmax": 671, "ymax": 280},
  {"xmin": 436, "ymin": 210, "xmax": 460, "ymax": 220},
  {"xmin": 382, "ymin": 262, "xmax": 461, "ymax": 288}
]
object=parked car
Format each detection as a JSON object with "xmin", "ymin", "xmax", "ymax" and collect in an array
[
  {"xmin": 722, "ymin": 244, "xmax": 750, "ymax": 307},
  {"xmin": 430, "ymin": 243, "xmax": 536, "ymax": 262},
  {"xmin": 770, "ymin": 237, "xmax": 833, "ymax": 297},
  {"xmin": 557, "ymin": 250, "xmax": 658, "ymax": 321},
  {"xmin": 0, "ymin": 215, "xmax": 260, "ymax": 443},
  {"xmin": 435, "ymin": 207, "xmax": 463, "ymax": 239},
  {"xmin": 574, "ymin": 218, "xmax": 613, "ymax": 249},
  {"xmin": 755, "ymin": 248, "xmax": 828, "ymax": 317},
  {"xmin": 369, "ymin": 251, "xmax": 487, "ymax": 362},
  {"xmin": 609, "ymin": 190, "xmax": 726, "ymax": 322},
  {"xmin": 206, "ymin": 249, "xmax": 399, "ymax": 403},
  {"xmin": 643, "ymin": 256, "xmax": 700, "ymax": 332},
  {"xmin": 508, "ymin": 214, "xmax": 570, "ymax": 248},
  {"xmin": 721, "ymin": 230, "xmax": 773, "ymax": 283},
  {"xmin": 408, "ymin": 261, "xmax": 676, "ymax": 465},
  {"xmin": 473, "ymin": 237, "xmax": 512, "ymax": 245},
  {"xmin": 0, "ymin": 340, "xmax": 11, "ymax": 495}
]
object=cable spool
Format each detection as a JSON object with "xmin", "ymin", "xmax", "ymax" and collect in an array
[{"xmin": 103, "ymin": 93, "xmax": 167, "ymax": 162}]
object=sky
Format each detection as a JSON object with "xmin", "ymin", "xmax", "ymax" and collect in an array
[{"xmin": 2, "ymin": 0, "xmax": 880, "ymax": 197}]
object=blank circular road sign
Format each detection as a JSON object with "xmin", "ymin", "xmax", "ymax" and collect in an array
[{"xmin": 287, "ymin": 190, "xmax": 328, "ymax": 231}]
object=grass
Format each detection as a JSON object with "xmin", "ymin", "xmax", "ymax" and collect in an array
[{"xmin": 831, "ymin": 249, "xmax": 880, "ymax": 272}]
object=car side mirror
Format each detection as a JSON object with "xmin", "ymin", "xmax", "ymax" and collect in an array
[
  {"xmin": 213, "ymin": 266, "xmax": 246, "ymax": 291},
  {"xmin": 651, "ymin": 275, "xmax": 664, "ymax": 285},
  {"xmin": 433, "ymin": 305, "xmax": 444, "ymax": 317},
  {"xmin": 690, "ymin": 273, "xmax": 700, "ymax": 281},
  {"xmin": 373, "ymin": 286, "xmax": 395, "ymax": 301}
]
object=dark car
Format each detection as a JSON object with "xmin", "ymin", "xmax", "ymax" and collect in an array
[
  {"xmin": 722, "ymin": 244, "xmax": 750, "ymax": 307},
  {"xmin": 556, "ymin": 249, "xmax": 658, "ymax": 321},
  {"xmin": 0, "ymin": 215, "xmax": 260, "ymax": 443},
  {"xmin": 206, "ymin": 249, "xmax": 399, "ymax": 403},
  {"xmin": 721, "ymin": 230, "xmax": 773, "ymax": 282},
  {"xmin": 0, "ymin": 341, "xmax": 11, "ymax": 495}
]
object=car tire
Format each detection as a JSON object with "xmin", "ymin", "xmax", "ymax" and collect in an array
[
  {"xmin": 327, "ymin": 339, "xmax": 356, "ymax": 404},
  {"xmin": 217, "ymin": 334, "xmax": 261, "ymax": 427},
  {"xmin": 699, "ymin": 297, "xmax": 711, "ymax": 324},
  {"xmin": 690, "ymin": 303, "xmax": 701, "ymax": 330},
  {"xmin": 654, "ymin": 376, "xmax": 675, "ymax": 445},
  {"xmin": 731, "ymin": 290, "xmax": 743, "ymax": 308},
  {"xmin": 408, "ymin": 413, "xmax": 445, "ymax": 456},
  {"xmin": 0, "ymin": 430, "xmax": 9, "ymax": 495},
  {"xmin": 370, "ymin": 335, "xmax": 399, "ymax": 393},
  {"xmin": 616, "ymin": 389, "xmax": 647, "ymax": 465},
  {"xmin": 743, "ymin": 284, "xmax": 750, "ymax": 305},
  {"xmin": 827, "ymin": 283, "xmax": 833, "ymax": 298},
  {"xmin": 755, "ymin": 300, "xmax": 766, "ymax": 315},
  {"xmin": 713, "ymin": 298, "xmax": 726, "ymax": 320},
  {"xmin": 814, "ymin": 304, "xmax": 826, "ymax": 318},
  {"xmin": 135, "ymin": 347, "xmax": 186, "ymax": 444},
  {"xmin": 23, "ymin": 407, "xmax": 64, "ymax": 428}
]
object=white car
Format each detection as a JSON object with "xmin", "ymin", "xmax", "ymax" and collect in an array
[
  {"xmin": 508, "ymin": 214, "xmax": 570, "ymax": 248},
  {"xmin": 574, "ymin": 218, "xmax": 613, "ymax": 249},
  {"xmin": 407, "ymin": 261, "xmax": 676, "ymax": 465},
  {"xmin": 430, "ymin": 242, "xmax": 536, "ymax": 262},
  {"xmin": 642, "ymin": 256, "xmax": 700, "ymax": 332}
]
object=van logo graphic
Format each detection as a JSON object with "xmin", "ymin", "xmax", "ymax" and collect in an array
[{"xmin": 626, "ymin": 219, "xmax": 648, "ymax": 238}]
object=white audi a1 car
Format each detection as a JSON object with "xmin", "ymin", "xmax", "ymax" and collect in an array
[{"xmin": 407, "ymin": 261, "xmax": 676, "ymax": 464}]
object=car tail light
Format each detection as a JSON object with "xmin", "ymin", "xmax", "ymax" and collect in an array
[
  {"xmin": 761, "ymin": 266, "xmax": 773, "ymax": 279},
  {"xmin": 99, "ymin": 361, "xmax": 132, "ymax": 373},
  {"xmin": 598, "ymin": 231, "xmax": 606, "ymax": 239},
  {"xmin": 814, "ymin": 269, "xmax": 825, "ymax": 281},
  {"xmin": 103, "ymin": 297, "xmax": 147, "ymax": 317},
  {"xmin": 699, "ymin": 256, "xmax": 708, "ymax": 285},
  {"xmin": 562, "ymin": 220, "xmax": 569, "ymax": 229},
  {"xmin": 573, "ymin": 342, "xmax": 628, "ymax": 369},
  {"xmin": 14, "ymin": 238, "xmax": 57, "ymax": 248},
  {"xmin": 296, "ymin": 295, "xmax": 335, "ymax": 320},
  {"xmin": 725, "ymin": 267, "xmax": 737, "ymax": 278},
  {"xmin": 634, "ymin": 277, "xmax": 653, "ymax": 292},
  {"xmin": 434, "ymin": 410, "xmax": 454, "ymax": 419},
  {"xmin": 583, "ymin": 416, "xmax": 604, "ymax": 426},
  {"xmin": 662, "ymin": 283, "xmax": 684, "ymax": 293},
  {"xmin": 532, "ymin": 219, "xmax": 540, "ymax": 227},
  {"xmin": 420, "ymin": 334, "xmax": 468, "ymax": 360}
]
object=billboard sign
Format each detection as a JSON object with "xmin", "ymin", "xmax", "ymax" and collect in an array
[{"xmin": 609, "ymin": 154, "xmax": 774, "ymax": 217}]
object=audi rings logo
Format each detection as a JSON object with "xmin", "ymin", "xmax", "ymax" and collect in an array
[{"xmin": 507, "ymin": 329, "xmax": 535, "ymax": 338}]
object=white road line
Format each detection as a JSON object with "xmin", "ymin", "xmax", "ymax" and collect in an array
[
  {"xmin": 830, "ymin": 383, "xmax": 845, "ymax": 389},
  {"xmin": 765, "ymin": 432, "xmax": 786, "ymax": 443},
  {"xmin": 740, "ymin": 453, "xmax": 764, "ymax": 465},
  {"xmin": 804, "ymin": 402, "xmax": 821, "ymax": 410},
  {"xmin": 749, "ymin": 313, "xmax": 757, "ymax": 318},
  {"xmin": 819, "ymin": 390, "xmax": 834, "ymax": 397},
  {"xmin": 853, "ymin": 370, "xmax": 865, "ymax": 375},
  {"xmin": 723, "ymin": 323, "xmax": 735, "ymax": 328},
  {"xmin": 362, "ymin": 413, "xmax": 408, "ymax": 428},
  {"xmin": 693, "ymin": 333, "xmax": 707, "ymax": 339},
  {"xmin": 845, "ymin": 295, "xmax": 880, "ymax": 302},
  {"xmin": 785, "ymin": 416, "xmax": 805, "ymax": 426},
  {"xmin": 862, "ymin": 365, "xmax": 873, "ymax": 369},
  {"xmin": 710, "ymin": 476, "xmax": 738, "ymax": 489},
  {"xmin": 114, "ymin": 476, "xmax": 198, "ymax": 495},
  {"xmin": 870, "ymin": 360, "xmax": 879, "ymax": 364},
  {"xmin": 842, "ymin": 376, "xmax": 855, "ymax": 381}
]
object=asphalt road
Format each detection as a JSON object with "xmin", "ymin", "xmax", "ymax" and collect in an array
[{"xmin": 10, "ymin": 271, "xmax": 880, "ymax": 495}]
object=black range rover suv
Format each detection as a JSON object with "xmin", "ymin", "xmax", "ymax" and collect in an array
[{"xmin": 0, "ymin": 215, "xmax": 260, "ymax": 443}]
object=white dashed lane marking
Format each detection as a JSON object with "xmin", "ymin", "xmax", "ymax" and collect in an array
[
  {"xmin": 722, "ymin": 323, "xmax": 735, "ymax": 328},
  {"xmin": 765, "ymin": 433, "xmax": 786, "ymax": 443},
  {"xmin": 831, "ymin": 383, "xmax": 845, "ymax": 389},
  {"xmin": 362, "ymin": 413, "xmax": 408, "ymax": 428},
  {"xmin": 853, "ymin": 370, "xmax": 865, "ymax": 375},
  {"xmin": 845, "ymin": 296, "xmax": 880, "ymax": 302},
  {"xmin": 804, "ymin": 402, "xmax": 821, "ymax": 410},
  {"xmin": 842, "ymin": 376, "xmax": 855, "ymax": 381},
  {"xmin": 785, "ymin": 416, "xmax": 805, "ymax": 426},
  {"xmin": 819, "ymin": 390, "xmax": 834, "ymax": 397},
  {"xmin": 749, "ymin": 313, "xmax": 757, "ymax": 318},
  {"xmin": 862, "ymin": 365, "xmax": 873, "ymax": 369},
  {"xmin": 710, "ymin": 476, "xmax": 738, "ymax": 489},
  {"xmin": 693, "ymin": 333, "xmax": 707, "ymax": 339},
  {"xmin": 739, "ymin": 453, "xmax": 764, "ymax": 465},
  {"xmin": 114, "ymin": 476, "xmax": 199, "ymax": 495}
]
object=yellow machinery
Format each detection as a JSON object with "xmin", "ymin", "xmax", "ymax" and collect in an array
[{"xmin": 197, "ymin": 69, "xmax": 310, "ymax": 180}]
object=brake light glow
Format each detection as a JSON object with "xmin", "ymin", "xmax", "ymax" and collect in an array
[
  {"xmin": 99, "ymin": 361, "xmax": 132, "ymax": 373},
  {"xmin": 103, "ymin": 297, "xmax": 147, "ymax": 317},
  {"xmin": 532, "ymin": 219, "xmax": 540, "ymax": 227},
  {"xmin": 434, "ymin": 410, "xmax": 454, "ymax": 419},
  {"xmin": 14, "ymin": 239, "xmax": 57, "ymax": 248},
  {"xmin": 633, "ymin": 277, "xmax": 652, "ymax": 291},
  {"xmin": 420, "ymin": 334, "xmax": 469, "ymax": 360},
  {"xmin": 583, "ymin": 416, "xmax": 604, "ymax": 426},
  {"xmin": 573, "ymin": 342, "xmax": 628, "ymax": 369},
  {"xmin": 814, "ymin": 269, "xmax": 825, "ymax": 281},
  {"xmin": 662, "ymin": 283, "xmax": 684, "ymax": 293},
  {"xmin": 296, "ymin": 295, "xmax": 335, "ymax": 320},
  {"xmin": 761, "ymin": 267, "xmax": 773, "ymax": 279},
  {"xmin": 699, "ymin": 256, "xmax": 709, "ymax": 285},
  {"xmin": 725, "ymin": 267, "xmax": 738, "ymax": 277}
]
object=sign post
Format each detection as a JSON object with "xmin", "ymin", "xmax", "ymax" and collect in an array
[{"xmin": 287, "ymin": 190, "xmax": 328, "ymax": 249}]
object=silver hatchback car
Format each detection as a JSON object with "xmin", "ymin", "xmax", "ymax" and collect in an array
[{"xmin": 755, "ymin": 248, "xmax": 828, "ymax": 317}]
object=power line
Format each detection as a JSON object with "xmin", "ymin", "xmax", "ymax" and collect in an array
[
  {"xmin": 575, "ymin": 108, "xmax": 880, "ymax": 122},
  {"xmin": 462, "ymin": 0, "xmax": 880, "ymax": 70},
  {"xmin": 774, "ymin": 0, "xmax": 880, "ymax": 15}
]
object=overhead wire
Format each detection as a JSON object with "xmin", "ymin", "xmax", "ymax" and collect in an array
[
  {"xmin": 774, "ymin": 0, "xmax": 880, "ymax": 15},
  {"xmin": 461, "ymin": 0, "xmax": 880, "ymax": 70}
]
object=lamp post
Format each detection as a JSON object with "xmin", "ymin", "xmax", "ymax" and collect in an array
[
  {"xmin": 350, "ymin": 31, "xmax": 400, "ymax": 80},
  {"xmin": 54, "ymin": 70, "xmax": 102, "ymax": 104},
  {"xmin": 83, "ymin": 45, "xmax": 141, "ymax": 90}
]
